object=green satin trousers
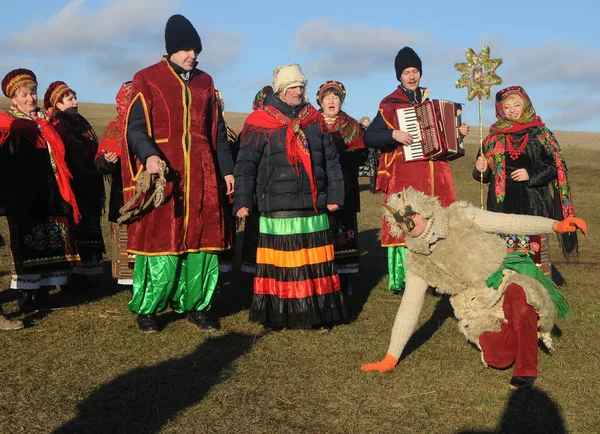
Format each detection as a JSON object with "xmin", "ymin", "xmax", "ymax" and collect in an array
[
  {"xmin": 128, "ymin": 252, "xmax": 219, "ymax": 315},
  {"xmin": 387, "ymin": 246, "xmax": 407, "ymax": 292}
]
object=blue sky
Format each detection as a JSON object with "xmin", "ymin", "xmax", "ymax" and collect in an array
[{"xmin": 1, "ymin": 0, "xmax": 599, "ymax": 132}]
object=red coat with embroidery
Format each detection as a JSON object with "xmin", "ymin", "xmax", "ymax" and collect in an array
[
  {"xmin": 122, "ymin": 59, "xmax": 231, "ymax": 255},
  {"xmin": 375, "ymin": 87, "xmax": 456, "ymax": 247}
]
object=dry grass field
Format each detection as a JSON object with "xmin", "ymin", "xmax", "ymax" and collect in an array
[{"xmin": 0, "ymin": 99, "xmax": 598, "ymax": 433}]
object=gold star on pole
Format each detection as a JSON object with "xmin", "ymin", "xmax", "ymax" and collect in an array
[{"xmin": 455, "ymin": 46, "xmax": 503, "ymax": 101}]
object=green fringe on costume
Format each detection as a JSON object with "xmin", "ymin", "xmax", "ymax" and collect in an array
[
  {"xmin": 129, "ymin": 252, "xmax": 219, "ymax": 315},
  {"xmin": 486, "ymin": 251, "xmax": 569, "ymax": 319},
  {"xmin": 387, "ymin": 246, "xmax": 407, "ymax": 292}
]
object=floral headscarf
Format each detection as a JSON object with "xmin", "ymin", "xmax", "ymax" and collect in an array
[
  {"xmin": 488, "ymin": 86, "xmax": 544, "ymax": 135},
  {"xmin": 252, "ymin": 86, "xmax": 272, "ymax": 111},
  {"xmin": 95, "ymin": 81, "xmax": 132, "ymax": 160}
]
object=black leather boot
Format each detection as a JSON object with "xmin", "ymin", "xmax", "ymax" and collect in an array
[
  {"xmin": 187, "ymin": 311, "xmax": 220, "ymax": 330},
  {"xmin": 136, "ymin": 314, "xmax": 160, "ymax": 333}
]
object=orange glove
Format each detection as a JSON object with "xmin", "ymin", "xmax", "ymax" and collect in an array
[
  {"xmin": 553, "ymin": 216, "xmax": 587, "ymax": 236},
  {"xmin": 360, "ymin": 353, "xmax": 399, "ymax": 373}
]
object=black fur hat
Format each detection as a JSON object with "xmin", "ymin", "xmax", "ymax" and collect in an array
[
  {"xmin": 165, "ymin": 14, "xmax": 202, "ymax": 55},
  {"xmin": 394, "ymin": 47, "xmax": 422, "ymax": 81}
]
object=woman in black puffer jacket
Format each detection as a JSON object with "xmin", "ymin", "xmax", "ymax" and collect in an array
[{"xmin": 233, "ymin": 65, "xmax": 345, "ymax": 331}]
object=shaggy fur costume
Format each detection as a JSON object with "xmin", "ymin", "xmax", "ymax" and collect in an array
[{"xmin": 383, "ymin": 189, "xmax": 558, "ymax": 358}]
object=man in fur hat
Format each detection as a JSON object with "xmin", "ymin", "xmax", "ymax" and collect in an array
[
  {"xmin": 123, "ymin": 14, "xmax": 235, "ymax": 333},
  {"xmin": 361, "ymin": 187, "xmax": 587, "ymax": 390}
]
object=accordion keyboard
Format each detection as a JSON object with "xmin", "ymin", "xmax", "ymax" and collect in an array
[{"xmin": 397, "ymin": 107, "xmax": 424, "ymax": 160}]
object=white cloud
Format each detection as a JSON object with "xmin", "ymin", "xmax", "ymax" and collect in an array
[
  {"xmin": 545, "ymin": 97, "xmax": 600, "ymax": 128},
  {"xmin": 0, "ymin": 0, "xmax": 244, "ymax": 86},
  {"xmin": 1, "ymin": 0, "xmax": 178, "ymax": 53},
  {"xmin": 504, "ymin": 43, "xmax": 600, "ymax": 91},
  {"xmin": 200, "ymin": 30, "xmax": 245, "ymax": 73},
  {"xmin": 292, "ymin": 18, "xmax": 423, "ymax": 77}
]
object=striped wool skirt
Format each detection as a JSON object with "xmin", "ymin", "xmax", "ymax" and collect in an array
[{"xmin": 249, "ymin": 211, "xmax": 346, "ymax": 328}]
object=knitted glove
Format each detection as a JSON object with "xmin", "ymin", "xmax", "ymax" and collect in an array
[
  {"xmin": 553, "ymin": 216, "xmax": 587, "ymax": 236},
  {"xmin": 360, "ymin": 353, "xmax": 399, "ymax": 373}
]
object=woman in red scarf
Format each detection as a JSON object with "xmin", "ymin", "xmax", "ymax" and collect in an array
[
  {"xmin": 0, "ymin": 69, "xmax": 80, "ymax": 313},
  {"xmin": 45, "ymin": 81, "xmax": 105, "ymax": 283},
  {"xmin": 474, "ymin": 86, "xmax": 577, "ymax": 280},
  {"xmin": 94, "ymin": 81, "xmax": 134, "ymax": 286},
  {"xmin": 316, "ymin": 81, "xmax": 368, "ymax": 294},
  {"xmin": 234, "ymin": 65, "xmax": 346, "ymax": 331}
]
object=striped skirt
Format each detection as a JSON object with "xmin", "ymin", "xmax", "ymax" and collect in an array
[{"xmin": 249, "ymin": 211, "xmax": 346, "ymax": 328}]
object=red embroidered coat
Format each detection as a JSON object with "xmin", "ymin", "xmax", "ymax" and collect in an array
[
  {"xmin": 122, "ymin": 59, "xmax": 231, "ymax": 255},
  {"xmin": 375, "ymin": 87, "xmax": 456, "ymax": 247}
]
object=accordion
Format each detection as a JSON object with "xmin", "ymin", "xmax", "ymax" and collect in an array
[{"xmin": 396, "ymin": 99, "xmax": 465, "ymax": 162}]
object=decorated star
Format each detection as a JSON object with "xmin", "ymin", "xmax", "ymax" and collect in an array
[{"xmin": 455, "ymin": 46, "xmax": 503, "ymax": 101}]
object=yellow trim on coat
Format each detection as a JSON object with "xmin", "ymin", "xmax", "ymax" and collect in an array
[
  {"xmin": 381, "ymin": 242, "xmax": 407, "ymax": 248},
  {"xmin": 127, "ymin": 245, "xmax": 231, "ymax": 256},
  {"xmin": 125, "ymin": 92, "xmax": 152, "ymax": 181},
  {"xmin": 377, "ymin": 108, "xmax": 404, "ymax": 179},
  {"xmin": 164, "ymin": 62, "xmax": 192, "ymax": 251},
  {"xmin": 429, "ymin": 160, "xmax": 435, "ymax": 196},
  {"xmin": 164, "ymin": 60, "xmax": 193, "ymax": 249}
]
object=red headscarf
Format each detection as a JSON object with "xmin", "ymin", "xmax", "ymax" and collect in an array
[{"xmin": 95, "ymin": 81, "xmax": 132, "ymax": 160}]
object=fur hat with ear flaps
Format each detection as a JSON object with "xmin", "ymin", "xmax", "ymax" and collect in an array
[{"xmin": 383, "ymin": 187, "xmax": 444, "ymax": 239}]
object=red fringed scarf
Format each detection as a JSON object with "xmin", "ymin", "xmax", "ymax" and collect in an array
[
  {"xmin": 242, "ymin": 103, "xmax": 324, "ymax": 211},
  {"xmin": 323, "ymin": 110, "xmax": 365, "ymax": 152},
  {"xmin": 0, "ymin": 109, "xmax": 81, "ymax": 223}
]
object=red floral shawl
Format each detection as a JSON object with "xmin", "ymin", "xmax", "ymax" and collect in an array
[
  {"xmin": 242, "ymin": 102, "xmax": 325, "ymax": 211},
  {"xmin": 482, "ymin": 86, "xmax": 574, "ymax": 219},
  {"xmin": 323, "ymin": 110, "xmax": 365, "ymax": 153}
]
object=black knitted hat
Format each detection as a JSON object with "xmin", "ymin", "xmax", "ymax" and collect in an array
[
  {"xmin": 165, "ymin": 14, "xmax": 202, "ymax": 55},
  {"xmin": 394, "ymin": 47, "xmax": 422, "ymax": 81}
]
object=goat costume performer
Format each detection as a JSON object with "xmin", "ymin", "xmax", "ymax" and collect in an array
[{"xmin": 361, "ymin": 188, "xmax": 586, "ymax": 390}]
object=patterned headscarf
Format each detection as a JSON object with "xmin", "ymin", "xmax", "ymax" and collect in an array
[
  {"xmin": 488, "ymin": 86, "xmax": 544, "ymax": 135},
  {"xmin": 1, "ymin": 68, "xmax": 36, "ymax": 98},
  {"xmin": 95, "ymin": 81, "xmax": 132, "ymax": 160},
  {"xmin": 316, "ymin": 80, "xmax": 346, "ymax": 106},
  {"xmin": 252, "ymin": 86, "xmax": 273, "ymax": 111}
]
